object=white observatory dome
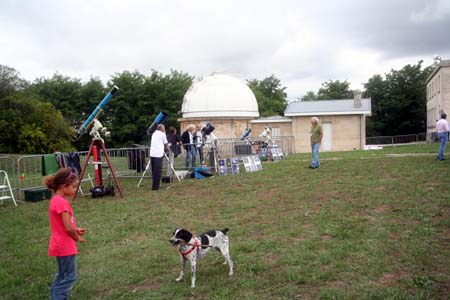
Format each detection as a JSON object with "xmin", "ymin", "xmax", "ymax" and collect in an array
[{"xmin": 181, "ymin": 74, "xmax": 259, "ymax": 118}]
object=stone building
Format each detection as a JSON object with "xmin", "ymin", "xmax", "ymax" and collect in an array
[
  {"xmin": 284, "ymin": 94, "xmax": 371, "ymax": 153},
  {"xmin": 178, "ymin": 73, "xmax": 259, "ymax": 138},
  {"xmin": 426, "ymin": 59, "xmax": 450, "ymax": 137},
  {"xmin": 179, "ymin": 73, "xmax": 372, "ymax": 153}
]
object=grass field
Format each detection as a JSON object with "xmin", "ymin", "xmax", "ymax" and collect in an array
[{"xmin": 1, "ymin": 145, "xmax": 449, "ymax": 299}]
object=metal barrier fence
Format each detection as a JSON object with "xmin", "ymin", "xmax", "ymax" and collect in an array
[
  {"xmin": 366, "ymin": 132, "xmax": 439, "ymax": 145},
  {"xmin": 0, "ymin": 156, "xmax": 16, "ymax": 200},
  {"xmin": 0, "ymin": 136, "xmax": 294, "ymax": 201}
]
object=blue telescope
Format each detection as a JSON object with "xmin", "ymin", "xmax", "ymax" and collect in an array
[
  {"xmin": 75, "ymin": 85, "xmax": 119, "ymax": 140},
  {"xmin": 147, "ymin": 111, "xmax": 168, "ymax": 135},
  {"xmin": 240, "ymin": 128, "xmax": 252, "ymax": 140}
]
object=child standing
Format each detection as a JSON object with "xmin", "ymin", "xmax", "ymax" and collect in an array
[{"xmin": 44, "ymin": 167, "xmax": 87, "ymax": 300}]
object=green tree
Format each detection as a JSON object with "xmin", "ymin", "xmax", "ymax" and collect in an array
[
  {"xmin": 0, "ymin": 93, "xmax": 74, "ymax": 153},
  {"xmin": 0, "ymin": 65, "xmax": 28, "ymax": 99},
  {"xmin": 363, "ymin": 74, "xmax": 388, "ymax": 136},
  {"xmin": 105, "ymin": 70, "xmax": 192, "ymax": 147},
  {"xmin": 301, "ymin": 91, "xmax": 318, "ymax": 101},
  {"xmin": 364, "ymin": 61, "xmax": 433, "ymax": 136},
  {"xmin": 317, "ymin": 80, "xmax": 353, "ymax": 100},
  {"xmin": 27, "ymin": 73, "xmax": 83, "ymax": 124},
  {"xmin": 247, "ymin": 75, "xmax": 287, "ymax": 117}
]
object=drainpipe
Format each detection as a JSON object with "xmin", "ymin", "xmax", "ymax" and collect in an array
[{"xmin": 360, "ymin": 114, "xmax": 363, "ymax": 149}]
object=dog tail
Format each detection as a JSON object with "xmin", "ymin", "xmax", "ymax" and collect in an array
[{"xmin": 221, "ymin": 228, "xmax": 229, "ymax": 235}]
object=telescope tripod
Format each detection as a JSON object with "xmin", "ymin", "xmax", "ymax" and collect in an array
[
  {"xmin": 204, "ymin": 143, "xmax": 220, "ymax": 173},
  {"xmin": 74, "ymin": 138, "xmax": 123, "ymax": 200},
  {"xmin": 137, "ymin": 152, "xmax": 180, "ymax": 188}
]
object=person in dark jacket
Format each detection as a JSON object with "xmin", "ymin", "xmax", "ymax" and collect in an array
[
  {"xmin": 167, "ymin": 127, "xmax": 182, "ymax": 158},
  {"xmin": 181, "ymin": 124, "xmax": 196, "ymax": 169}
]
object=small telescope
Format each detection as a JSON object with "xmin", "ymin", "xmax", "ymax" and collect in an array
[
  {"xmin": 201, "ymin": 122, "xmax": 215, "ymax": 136},
  {"xmin": 202, "ymin": 122, "xmax": 217, "ymax": 144},
  {"xmin": 147, "ymin": 111, "xmax": 168, "ymax": 136},
  {"xmin": 240, "ymin": 128, "xmax": 252, "ymax": 140},
  {"xmin": 75, "ymin": 85, "xmax": 119, "ymax": 140},
  {"xmin": 260, "ymin": 126, "xmax": 271, "ymax": 138}
]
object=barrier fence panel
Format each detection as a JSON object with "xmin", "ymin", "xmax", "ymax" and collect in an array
[
  {"xmin": 17, "ymin": 154, "xmax": 46, "ymax": 200},
  {"xmin": 0, "ymin": 156, "xmax": 17, "ymax": 200},
  {"xmin": 7, "ymin": 136, "xmax": 296, "ymax": 198},
  {"xmin": 366, "ymin": 133, "xmax": 438, "ymax": 146}
]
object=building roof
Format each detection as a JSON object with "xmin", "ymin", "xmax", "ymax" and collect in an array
[
  {"xmin": 426, "ymin": 59, "xmax": 450, "ymax": 84},
  {"xmin": 284, "ymin": 98, "xmax": 371, "ymax": 116},
  {"xmin": 251, "ymin": 115, "xmax": 292, "ymax": 123},
  {"xmin": 181, "ymin": 73, "xmax": 259, "ymax": 118}
]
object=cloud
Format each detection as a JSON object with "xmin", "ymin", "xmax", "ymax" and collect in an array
[{"xmin": 1, "ymin": 0, "xmax": 449, "ymax": 98}]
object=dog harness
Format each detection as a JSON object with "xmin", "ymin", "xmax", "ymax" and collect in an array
[{"xmin": 179, "ymin": 238, "xmax": 199, "ymax": 258}]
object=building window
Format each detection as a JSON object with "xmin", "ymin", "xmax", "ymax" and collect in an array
[{"xmin": 271, "ymin": 127, "xmax": 280, "ymax": 137}]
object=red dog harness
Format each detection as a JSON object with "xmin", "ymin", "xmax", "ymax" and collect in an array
[{"xmin": 179, "ymin": 238, "xmax": 199, "ymax": 258}]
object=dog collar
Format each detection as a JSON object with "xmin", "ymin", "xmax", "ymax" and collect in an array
[{"xmin": 180, "ymin": 238, "xmax": 199, "ymax": 258}]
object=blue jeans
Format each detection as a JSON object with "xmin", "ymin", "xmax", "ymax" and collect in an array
[
  {"xmin": 438, "ymin": 132, "xmax": 448, "ymax": 160},
  {"xmin": 197, "ymin": 146, "xmax": 204, "ymax": 164},
  {"xmin": 185, "ymin": 145, "xmax": 196, "ymax": 169},
  {"xmin": 311, "ymin": 143, "xmax": 321, "ymax": 168},
  {"xmin": 51, "ymin": 255, "xmax": 77, "ymax": 300}
]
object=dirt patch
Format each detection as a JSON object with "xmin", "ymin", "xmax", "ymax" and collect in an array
[
  {"xmin": 301, "ymin": 223, "xmax": 314, "ymax": 229},
  {"xmin": 377, "ymin": 272, "xmax": 406, "ymax": 286},
  {"xmin": 376, "ymin": 205, "xmax": 390, "ymax": 213},
  {"xmin": 329, "ymin": 280, "xmax": 346, "ymax": 287},
  {"xmin": 96, "ymin": 288, "xmax": 110, "ymax": 297},
  {"xmin": 129, "ymin": 279, "xmax": 163, "ymax": 291},
  {"xmin": 288, "ymin": 236, "xmax": 307, "ymax": 243},
  {"xmin": 321, "ymin": 234, "xmax": 333, "ymax": 240}
]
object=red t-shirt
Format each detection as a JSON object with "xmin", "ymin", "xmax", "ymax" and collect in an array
[{"xmin": 48, "ymin": 195, "xmax": 78, "ymax": 256}]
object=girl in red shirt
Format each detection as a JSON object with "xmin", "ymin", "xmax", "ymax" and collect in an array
[{"xmin": 44, "ymin": 167, "xmax": 87, "ymax": 300}]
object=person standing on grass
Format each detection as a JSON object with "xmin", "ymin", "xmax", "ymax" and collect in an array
[
  {"xmin": 44, "ymin": 167, "xmax": 87, "ymax": 300},
  {"xmin": 150, "ymin": 124, "xmax": 169, "ymax": 190},
  {"xmin": 436, "ymin": 113, "xmax": 449, "ymax": 161},
  {"xmin": 167, "ymin": 127, "xmax": 182, "ymax": 158},
  {"xmin": 196, "ymin": 124, "xmax": 205, "ymax": 165},
  {"xmin": 181, "ymin": 124, "xmax": 197, "ymax": 169},
  {"xmin": 309, "ymin": 117, "xmax": 323, "ymax": 169}
]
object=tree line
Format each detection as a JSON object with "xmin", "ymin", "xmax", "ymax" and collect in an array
[{"xmin": 0, "ymin": 61, "xmax": 433, "ymax": 154}]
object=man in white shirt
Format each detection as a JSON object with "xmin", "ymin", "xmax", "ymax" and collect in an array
[
  {"xmin": 196, "ymin": 125, "xmax": 204, "ymax": 165},
  {"xmin": 150, "ymin": 124, "xmax": 168, "ymax": 190},
  {"xmin": 436, "ymin": 113, "xmax": 450, "ymax": 161}
]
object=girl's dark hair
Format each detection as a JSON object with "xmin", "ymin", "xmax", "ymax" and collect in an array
[{"xmin": 43, "ymin": 167, "xmax": 78, "ymax": 192}]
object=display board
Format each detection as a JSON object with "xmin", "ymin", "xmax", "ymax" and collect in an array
[
  {"xmin": 242, "ymin": 155, "xmax": 263, "ymax": 172},
  {"xmin": 218, "ymin": 157, "xmax": 240, "ymax": 175}
]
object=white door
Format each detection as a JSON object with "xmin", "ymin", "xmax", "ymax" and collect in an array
[{"xmin": 322, "ymin": 123, "xmax": 332, "ymax": 151}]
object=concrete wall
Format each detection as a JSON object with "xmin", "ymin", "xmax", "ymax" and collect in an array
[
  {"xmin": 291, "ymin": 115, "xmax": 366, "ymax": 153},
  {"xmin": 178, "ymin": 117, "xmax": 252, "ymax": 139},
  {"xmin": 250, "ymin": 122, "xmax": 292, "ymax": 137},
  {"xmin": 427, "ymin": 66, "xmax": 450, "ymax": 134}
]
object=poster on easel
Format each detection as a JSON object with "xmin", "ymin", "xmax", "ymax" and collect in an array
[
  {"xmin": 231, "ymin": 157, "xmax": 239, "ymax": 174},
  {"xmin": 226, "ymin": 158, "xmax": 232, "ymax": 174},
  {"xmin": 253, "ymin": 155, "xmax": 263, "ymax": 170},
  {"xmin": 270, "ymin": 147, "xmax": 284, "ymax": 161},
  {"xmin": 243, "ymin": 155, "xmax": 263, "ymax": 172},
  {"xmin": 218, "ymin": 159, "xmax": 227, "ymax": 175}
]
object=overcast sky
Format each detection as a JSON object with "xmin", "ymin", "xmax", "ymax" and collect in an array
[{"xmin": 1, "ymin": 0, "xmax": 449, "ymax": 99}]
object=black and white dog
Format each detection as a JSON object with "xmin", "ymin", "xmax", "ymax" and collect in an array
[{"xmin": 169, "ymin": 228, "xmax": 234, "ymax": 288}]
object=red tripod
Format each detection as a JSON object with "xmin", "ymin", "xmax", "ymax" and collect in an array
[{"xmin": 74, "ymin": 138, "xmax": 123, "ymax": 200}]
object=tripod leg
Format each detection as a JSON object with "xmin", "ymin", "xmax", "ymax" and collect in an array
[
  {"xmin": 164, "ymin": 153, "xmax": 181, "ymax": 182},
  {"xmin": 73, "ymin": 139, "xmax": 95, "ymax": 201},
  {"xmin": 138, "ymin": 159, "xmax": 151, "ymax": 187},
  {"xmin": 98, "ymin": 140, "xmax": 123, "ymax": 197}
]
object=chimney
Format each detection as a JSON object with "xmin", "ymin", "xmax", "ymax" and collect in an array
[{"xmin": 354, "ymin": 90, "xmax": 362, "ymax": 108}]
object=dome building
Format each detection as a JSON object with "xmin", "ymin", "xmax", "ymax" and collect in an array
[{"xmin": 178, "ymin": 73, "xmax": 259, "ymax": 138}]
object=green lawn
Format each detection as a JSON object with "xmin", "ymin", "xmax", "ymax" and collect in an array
[{"xmin": 1, "ymin": 145, "xmax": 449, "ymax": 299}]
